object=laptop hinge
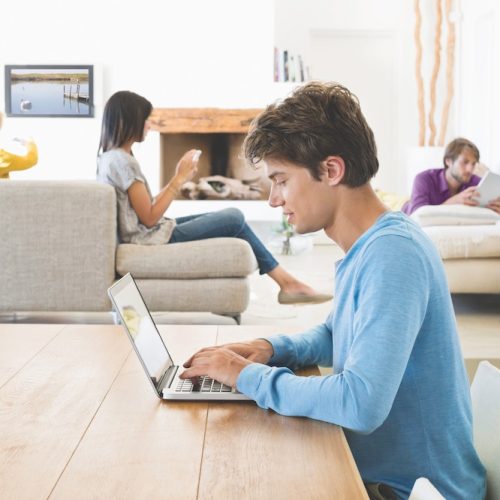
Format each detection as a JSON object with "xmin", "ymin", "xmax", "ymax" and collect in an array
[{"xmin": 158, "ymin": 365, "xmax": 178, "ymax": 394}]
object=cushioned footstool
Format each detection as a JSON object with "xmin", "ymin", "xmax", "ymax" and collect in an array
[{"xmin": 116, "ymin": 238, "xmax": 257, "ymax": 323}]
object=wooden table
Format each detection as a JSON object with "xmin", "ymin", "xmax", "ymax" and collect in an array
[{"xmin": 0, "ymin": 324, "xmax": 368, "ymax": 500}]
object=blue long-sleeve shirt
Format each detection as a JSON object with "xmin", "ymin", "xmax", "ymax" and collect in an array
[{"xmin": 237, "ymin": 212, "xmax": 485, "ymax": 499}]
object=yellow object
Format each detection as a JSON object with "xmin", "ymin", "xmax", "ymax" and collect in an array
[
  {"xmin": 375, "ymin": 189, "xmax": 410, "ymax": 212},
  {"xmin": 0, "ymin": 141, "xmax": 38, "ymax": 179}
]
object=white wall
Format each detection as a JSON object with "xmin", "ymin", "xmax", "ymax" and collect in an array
[
  {"xmin": 1, "ymin": 0, "xmax": 276, "ymax": 190},
  {"xmin": 274, "ymin": 0, "xmax": 465, "ymax": 194},
  {"xmin": 458, "ymin": 0, "xmax": 500, "ymax": 173},
  {"xmin": 2, "ymin": 0, "xmax": 498, "ymax": 197}
]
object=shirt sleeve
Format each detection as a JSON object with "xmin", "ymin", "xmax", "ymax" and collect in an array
[
  {"xmin": 404, "ymin": 171, "xmax": 436, "ymax": 215},
  {"xmin": 266, "ymin": 319, "xmax": 333, "ymax": 370},
  {"xmin": 237, "ymin": 234, "xmax": 429, "ymax": 434},
  {"xmin": 104, "ymin": 155, "xmax": 144, "ymax": 193}
]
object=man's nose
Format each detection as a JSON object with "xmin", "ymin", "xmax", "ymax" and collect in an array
[
  {"xmin": 268, "ymin": 186, "xmax": 283, "ymax": 208},
  {"xmin": 465, "ymin": 163, "xmax": 475, "ymax": 174}
]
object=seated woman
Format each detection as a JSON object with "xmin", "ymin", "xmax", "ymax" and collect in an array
[
  {"xmin": 0, "ymin": 112, "xmax": 38, "ymax": 179},
  {"xmin": 96, "ymin": 91, "xmax": 331, "ymax": 305}
]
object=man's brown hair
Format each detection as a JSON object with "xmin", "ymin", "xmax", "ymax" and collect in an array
[
  {"xmin": 443, "ymin": 137, "xmax": 480, "ymax": 168},
  {"xmin": 244, "ymin": 82, "xmax": 379, "ymax": 187}
]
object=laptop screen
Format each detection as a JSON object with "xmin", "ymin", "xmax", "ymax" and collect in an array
[{"xmin": 109, "ymin": 274, "xmax": 174, "ymax": 385}]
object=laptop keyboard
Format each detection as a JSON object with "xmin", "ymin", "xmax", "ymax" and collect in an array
[{"xmin": 176, "ymin": 376, "xmax": 232, "ymax": 393}]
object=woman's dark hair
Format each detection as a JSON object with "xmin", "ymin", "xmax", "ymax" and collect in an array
[
  {"xmin": 244, "ymin": 82, "xmax": 379, "ymax": 187},
  {"xmin": 443, "ymin": 137, "xmax": 479, "ymax": 168},
  {"xmin": 98, "ymin": 91, "xmax": 153, "ymax": 154}
]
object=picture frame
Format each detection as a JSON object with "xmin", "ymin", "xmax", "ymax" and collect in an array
[{"xmin": 4, "ymin": 65, "xmax": 94, "ymax": 118}]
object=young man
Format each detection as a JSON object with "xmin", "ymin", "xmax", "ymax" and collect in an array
[
  {"xmin": 180, "ymin": 83, "xmax": 486, "ymax": 499},
  {"xmin": 402, "ymin": 137, "xmax": 500, "ymax": 215}
]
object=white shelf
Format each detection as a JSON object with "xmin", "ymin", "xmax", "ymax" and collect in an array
[{"xmin": 168, "ymin": 200, "xmax": 282, "ymax": 222}]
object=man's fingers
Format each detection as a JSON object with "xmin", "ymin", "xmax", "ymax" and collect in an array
[
  {"xmin": 183, "ymin": 346, "xmax": 218, "ymax": 367},
  {"xmin": 179, "ymin": 367, "xmax": 203, "ymax": 380}
]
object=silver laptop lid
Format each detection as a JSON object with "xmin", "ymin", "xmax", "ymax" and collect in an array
[{"xmin": 108, "ymin": 273, "xmax": 174, "ymax": 396}]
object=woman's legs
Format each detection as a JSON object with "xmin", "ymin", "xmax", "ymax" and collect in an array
[
  {"xmin": 170, "ymin": 208, "xmax": 331, "ymax": 303},
  {"xmin": 170, "ymin": 208, "xmax": 278, "ymax": 274}
]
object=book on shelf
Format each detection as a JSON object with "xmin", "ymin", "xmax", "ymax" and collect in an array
[
  {"xmin": 283, "ymin": 50, "xmax": 289, "ymax": 82},
  {"xmin": 274, "ymin": 47, "xmax": 280, "ymax": 82},
  {"xmin": 298, "ymin": 55, "xmax": 305, "ymax": 83},
  {"xmin": 273, "ymin": 47, "xmax": 307, "ymax": 82}
]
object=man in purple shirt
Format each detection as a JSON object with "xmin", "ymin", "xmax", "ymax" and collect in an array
[{"xmin": 402, "ymin": 137, "xmax": 484, "ymax": 215}]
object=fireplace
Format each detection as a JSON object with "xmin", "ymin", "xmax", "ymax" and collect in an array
[{"xmin": 149, "ymin": 108, "xmax": 271, "ymax": 201}]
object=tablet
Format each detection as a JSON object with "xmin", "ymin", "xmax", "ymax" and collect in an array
[{"xmin": 476, "ymin": 171, "xmax": 500, "ymax": 206}]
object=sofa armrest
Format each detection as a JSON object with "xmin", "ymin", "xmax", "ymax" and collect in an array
[{"xmin": 0, "ymin": 181, "xmax": 117, "ymax": 312}]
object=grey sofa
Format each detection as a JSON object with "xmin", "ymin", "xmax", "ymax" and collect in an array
[{"xmin": 0, "ymin": 181, "xmax": 257, "ymax": 322}]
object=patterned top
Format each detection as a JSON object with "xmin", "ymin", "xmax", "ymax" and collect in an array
[{"xmin": 96, "ymin": 148, "xmax": 175, "ymax": 244}]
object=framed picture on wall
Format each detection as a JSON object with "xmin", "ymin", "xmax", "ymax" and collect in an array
[{"xmin": 4, "ymin": 65, "xmax": 94, "ymax": 117}]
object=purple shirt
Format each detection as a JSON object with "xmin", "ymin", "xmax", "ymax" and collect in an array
[{"xmin": 402, "ymin": 168, "xmax": 481, "ymax": 215}]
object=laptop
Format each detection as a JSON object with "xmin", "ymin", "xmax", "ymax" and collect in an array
[{"xmin": 108, "ymin": 273, "xmax": 250, "ymax": 401}]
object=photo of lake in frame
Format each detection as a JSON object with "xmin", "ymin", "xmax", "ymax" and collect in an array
[{"xmin": 5, "ymin": 65, "xmax": 94, "ymax": 117}]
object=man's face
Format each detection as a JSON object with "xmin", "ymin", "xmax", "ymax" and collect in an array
[
  {"xmin": 265, "ymin": 158, "xmax": 335, "ymax": 234},
  {"xmin": 446, "ymin": 148, "xmax": 477, "ymax": 185}
]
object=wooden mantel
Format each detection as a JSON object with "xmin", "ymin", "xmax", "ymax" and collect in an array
[{"xmin": 149, "ymin": 108, "xmax": 263, "ymax": 134}]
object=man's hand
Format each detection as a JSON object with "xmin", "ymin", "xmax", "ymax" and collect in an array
[
  {"xmin": 218, "ymin": 339, "xmax": 274, "ymax": 363},
  {"xmin": 487, "ymin": 197, "xmax": 500, "ymax": 214},
  {"xmin": 444, "ymin": 186, "xmax": 479, "ymax": 206},
  {"xmin": 180, "ymin": 347, "xmax": 252, "ymax": 388},
  {"xmin": 180, "ymin": 339, "xmax": 274, "ymax": 388}
]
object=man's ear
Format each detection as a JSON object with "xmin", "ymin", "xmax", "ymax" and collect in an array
[
  {"xmin": 322, "ymin": 156, "xmax": 345, "ymax": 186},
  {"xmin": 444, "ymin": 157, "xmax": 452, "ymax": 169}
]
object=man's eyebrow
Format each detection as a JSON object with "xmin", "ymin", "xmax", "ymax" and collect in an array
[{"xmin": 268, "ymin": 171, "xmax": 285, "ymax": 180}]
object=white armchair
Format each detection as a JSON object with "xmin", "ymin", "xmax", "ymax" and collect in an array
[
  {"xmin": 409, "ymin": 478, "xmax": 445, "ymax": 500},
  {"xmin": 409, "ymin": 361, "xmax": 500, "ymax": 500},
  {"xmin": 471, "ymin": 361, "xmax": 500, "ymax": 500}
]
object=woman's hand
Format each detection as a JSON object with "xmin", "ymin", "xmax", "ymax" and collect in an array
[{"xmin": 173, "ymin": 149, "xmax": 201, "ymax": 185}]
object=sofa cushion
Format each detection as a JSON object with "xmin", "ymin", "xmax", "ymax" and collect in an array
[
  {"xmin": 116, "ymin": 237, "xmax": 258, "ymax": 279},
  {"xmin": 423, "ymin": 224, "xmax": 500, "ymax": 259},
  {"xmin": 411, "ymin": 204, "xmax": 500, "ymax": 226}
]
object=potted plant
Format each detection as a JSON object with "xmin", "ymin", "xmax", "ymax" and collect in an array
[{"xmin": 270, "ymin": 215, "xmax": 313, "ymax": 255}]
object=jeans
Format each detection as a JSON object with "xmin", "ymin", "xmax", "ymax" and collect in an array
[{"xmin": 169, "ymin": 208, "xmax": 279, "ymax": 275}]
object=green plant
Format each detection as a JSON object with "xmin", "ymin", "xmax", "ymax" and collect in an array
[{"xmin": 273, "ymin": 215, "xmax": 296, "ymax": 255}]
